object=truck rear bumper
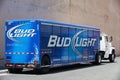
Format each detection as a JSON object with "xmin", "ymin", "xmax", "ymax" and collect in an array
[{"xmin": 5, "ymin": 63, "xmax": 40, "ymax": 69}]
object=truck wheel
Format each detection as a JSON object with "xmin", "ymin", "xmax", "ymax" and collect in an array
[
  {"xmin": 41, "ymin": 55, "xmax": 50, "ymax": 73},
  {"xmin": 109, "ymin": 51, "xmax": 115, "ymax": 62},
  {"xmin": 95, "ymin": 53, "xmax": 102, "ymax": 65},
  {"xmin": 8, "ymin": 68, "xmax": 23, "ymax": 73}
]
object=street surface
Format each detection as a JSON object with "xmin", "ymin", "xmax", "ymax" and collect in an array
[{"xmin": 0, "ymin": 57, "xmax": 120, "ymax": 80}]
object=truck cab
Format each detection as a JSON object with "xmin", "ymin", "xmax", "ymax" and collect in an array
[{"xmin": 100, "ymin": 33, "xmax": 115, "ymax": 62}]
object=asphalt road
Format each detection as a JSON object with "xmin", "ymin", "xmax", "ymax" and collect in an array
[{"xmin": 0, "ymin": 57, "xmax": 120, "ymax": 80}]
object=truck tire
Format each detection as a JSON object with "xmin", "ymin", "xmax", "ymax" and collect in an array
[
  {"xmin": 8, "ymin": 68, "xmax": 23, "ymax": 73},
  {"xmin": 40, "ymin": 55, "xmax": 50, "ymax": 73},
  {"xmin": 95, "ymin": 53, "xmax": 102, "ymax": 65},
  {"xmin": 109, "ymin": 50, "xmax": 115, "ymax": 62}
]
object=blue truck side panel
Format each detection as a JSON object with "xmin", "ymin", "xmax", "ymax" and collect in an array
[
  {"xmin": 5, "ymin": 19, "xmax": 100, "ymax": 68},
  {"xmin": 40, "ymin": 20, "xmax": 100, "ymax": 66}
]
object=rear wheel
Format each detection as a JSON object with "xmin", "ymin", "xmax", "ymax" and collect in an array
[
  {"xmin": 40, "ymin": 55, "xmax": 50, "ymax": 73},
  {"xmin": 8, "ymin": 68, "xmax": 23, "ymax": 73},
  {"xmin": 94, "ymin": 53, "xmax": 102, "ymax": 65}
]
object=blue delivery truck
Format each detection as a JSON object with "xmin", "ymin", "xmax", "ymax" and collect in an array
[{"xmin": 4, "ymin": 19, "xmax": 103, "ymax": 73}]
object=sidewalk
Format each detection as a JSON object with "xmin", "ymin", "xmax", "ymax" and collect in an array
[
  {"xmin": 0, "ymin": 58, "xmax": 8, "ymax": 73},
  {"xmin": 0, "ymin": 66, "xmax": 8, "ymax": 73}
]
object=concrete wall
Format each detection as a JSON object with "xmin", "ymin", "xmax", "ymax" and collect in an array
[{"xmin": 0, "ymin": 0, "xmax": 120, "ymax": 63}]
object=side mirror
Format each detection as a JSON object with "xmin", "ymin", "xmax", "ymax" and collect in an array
[{"xmin": 110, "ymin": 36, "xmax": 113, "ymax": 42}]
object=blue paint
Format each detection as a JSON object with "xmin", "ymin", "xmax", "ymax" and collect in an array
[{"xmin": 5, "ymin": 19, "xmax": 100, "ymax": 67}]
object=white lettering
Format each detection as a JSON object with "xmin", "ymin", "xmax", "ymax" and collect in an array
[
  {"xmin": 8, "ymin": 29, "xmax": 36, "ymax": 38},
  {"xmin": 47, "ymin": 35, "xmax": 97, "ymax": 47},
  {"xmin": 56, "ymin": 37, "xmax": 64, "ymax": 47},
  {"xmin": 63, "ymin": 38, "xmax": 71, "ymax": 47},
  {"xmin": 47, "ymin": 35, "xmax": 57, "ymax": 47}
]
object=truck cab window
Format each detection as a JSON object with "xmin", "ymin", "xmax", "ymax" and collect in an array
[
  {"xmin": 105, "ymin": 36, "xmax": 108, "ymax": 42},
  {"xmin": 100, "ymin": 37, "xmax": 102, "ymax": 40}
]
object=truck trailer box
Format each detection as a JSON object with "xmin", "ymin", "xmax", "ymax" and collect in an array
[{"xmin": 4, "ymin": 19, "xmax": 114, "ymax": 73}]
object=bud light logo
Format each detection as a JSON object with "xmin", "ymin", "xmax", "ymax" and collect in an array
[
  {"xmin": 7, "ymin": 23, "xmax": 36, "ymax": 42},
  {"xmin": 47, "ymin": 30, "xmax": 96, "ymax": 47},
  {"xmin": 47, "ymin": 29, "xmax": 97, "ymax": 57}
]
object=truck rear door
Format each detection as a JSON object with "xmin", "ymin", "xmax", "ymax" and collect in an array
[{"xmin": 5, "ymin": 20, "xmax": 40, "ymax": 64}]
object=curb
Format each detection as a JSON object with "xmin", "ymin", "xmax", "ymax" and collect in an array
[{"xmin": 0, "ymin": 69, "xmax": 8, "ymax": 73}]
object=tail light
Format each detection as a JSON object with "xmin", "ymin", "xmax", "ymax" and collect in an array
[{"xmin": 6, "ymin": 64, "xmax": 13, "ymax": 67}]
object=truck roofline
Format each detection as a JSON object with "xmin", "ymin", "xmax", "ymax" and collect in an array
[{"xmin": 5, "ymin": 19, "xmax": 100, "ymax": 31}]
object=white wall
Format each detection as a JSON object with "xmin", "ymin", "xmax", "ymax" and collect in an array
[{"xmin": 0, "ymin": 0, "xmax": 120, "ymax": 64}]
